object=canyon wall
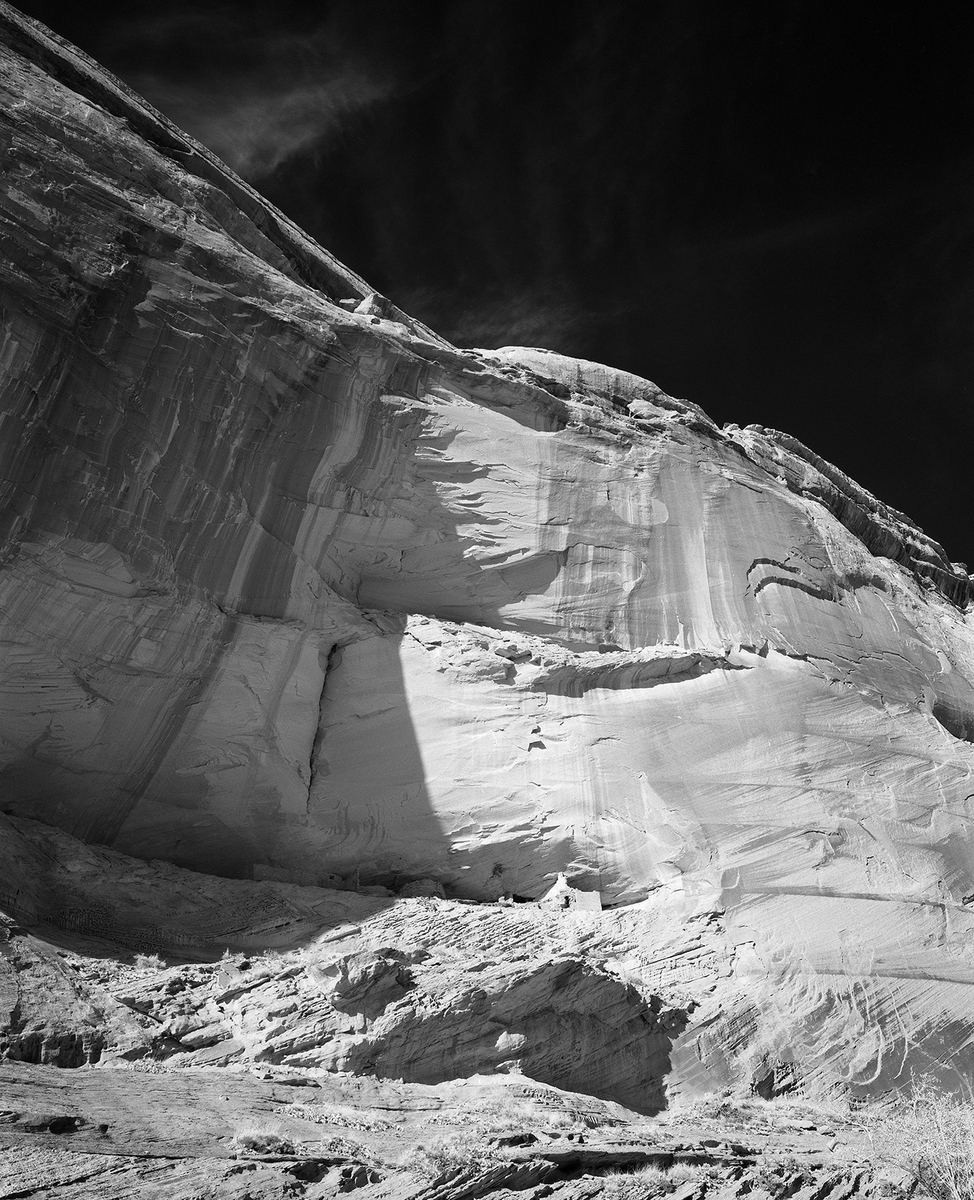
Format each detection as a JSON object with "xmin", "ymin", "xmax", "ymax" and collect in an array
[{"xmin": 3, "ymin": 2, "xmax": 974, "ymax": 1095}]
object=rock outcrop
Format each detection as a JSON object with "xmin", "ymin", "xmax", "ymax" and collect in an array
[
  {"xmin": 0, "ymin": 1055, "xmax": 901, "ymax": 1200},
  {"xmin": 0, "ymin": 819, "xmax": 925, "ymax": 1197},
  {"xmin": 4, "ymin": 0, "xmax": 974, "ymax": 1118}
]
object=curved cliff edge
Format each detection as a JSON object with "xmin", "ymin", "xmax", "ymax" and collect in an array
[{"xmin": 3, "ymin": 0, "xmax": 974, "ymax": 1109}]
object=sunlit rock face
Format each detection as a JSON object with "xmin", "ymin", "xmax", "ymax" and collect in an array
[{"xmin": 4, "ymin": 1, "xmax": 974, "ymax": 1095}]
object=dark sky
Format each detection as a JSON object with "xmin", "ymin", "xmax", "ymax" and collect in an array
[{"xmin": 17, "ymin": 1, "xmax": 974, "ymax": 566}]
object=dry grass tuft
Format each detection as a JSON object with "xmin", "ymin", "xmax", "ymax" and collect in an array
[
  {"xmin": 858, "ymin": 1085, "xmax": 974, "ymax": 1200},
  {"xmin": 132, "ymin": 952, "xmax": 166, "ymax": 970},
  {"xmin": 601, "ymin": 1162, "xmax": 708, "ymax": 1197},
  {"xmin": 394, "ymin": 1133, "xmax": 506, "ymax": 1178}
]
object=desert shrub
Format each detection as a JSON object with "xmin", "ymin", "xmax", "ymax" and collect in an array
[
  {"xmin": 861, "ymin": 1085, "xmax": 974, "ymax": 1200},
  {"xmin": 602, "ymin": 1164, "xmax": 668, "ymax": 1197},
  {"xmin": 601, "ymin": 1162, "xmax": 707, "ymax": 1197},
  {"xmin": 233, "ymin": 1131, "xmax": 296, "ymax": 1156},
  {"xmin": 396, "ymin": 1134, "xmax": 502, "ymax": 1178},
  {"xmin": 133, "ymin": 952, "xmax": 165, "ymax": 970},
  {"xmin": 315, "ymin": 1135, "xmax": 371, "ymax": 1160}
]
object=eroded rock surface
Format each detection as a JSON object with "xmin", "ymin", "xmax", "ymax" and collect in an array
[
  {"xmin": 0, "ymin": 827, "xmax": 914, "ymax": 1196},
  {"xmin": 0, "ymin": 1057, "xmax": 900, "ymax": 1200},
  {"xmin": 2, "ymin": 0, "xmax": 974, "ymax": 1127}
]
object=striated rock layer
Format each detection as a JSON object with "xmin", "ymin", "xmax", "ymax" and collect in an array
[{"xmin": 3, "ymin": 0, "xmax": 974, "ymax": 1101}]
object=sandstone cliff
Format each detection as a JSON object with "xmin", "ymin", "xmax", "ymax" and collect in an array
[{"xmin": 3, "ymin": 0, "xmax": 974, "ymax": 1111}]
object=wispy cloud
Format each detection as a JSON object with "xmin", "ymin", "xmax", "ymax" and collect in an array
[
  {"xmin": 396, "ymin": 282, "xmax": 620, "ymax": 356},
  {"xmin": 131, "ymin": 70, "xmax": 390, "ymax": 180},
  {"xmin": 102, "ymin": 7, "xmax": 393, "ymax": 180}
]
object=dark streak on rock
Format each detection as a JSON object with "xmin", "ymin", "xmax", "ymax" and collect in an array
[{"xmin": 307, "ymin": 642, "xmax": 341, "ymax": 811}]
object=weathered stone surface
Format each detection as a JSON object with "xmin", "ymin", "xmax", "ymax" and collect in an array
[
  {"xmin": 0, "ymin": 814, "xmax": 710, "ymax": 1108},
  {"xmin": 0, "ymin": 812, "xmax": 935, "ymax": 1196},
  {"xmin": 0, "ymin": 1057, "xmax": 904, "ymax": 1200},
  {"xmin": 0, "ymin": 810, "xmax": 970, "ymax": 1114},
  {"xmin": 3, "ymin": 0, "xmax": 974, "ymax": 1114}
]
